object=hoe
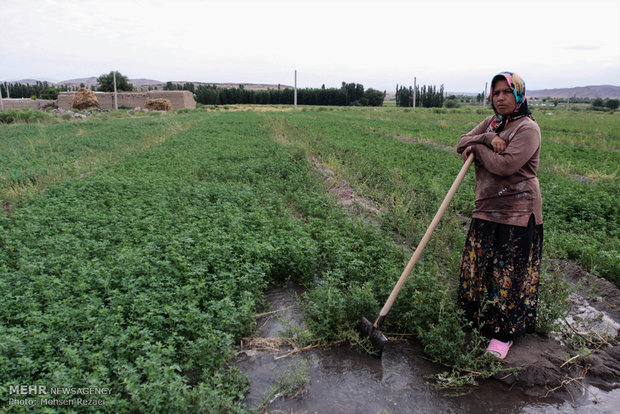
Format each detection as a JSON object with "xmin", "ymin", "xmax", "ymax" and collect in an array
[{"xmin": 360, "ymin": 153, "xmax": 474, "ymax": 356}]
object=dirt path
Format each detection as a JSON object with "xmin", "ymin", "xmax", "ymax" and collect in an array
[{"xmin": 311, "ymin": 156, "xmax": 382, "ymax": 220}]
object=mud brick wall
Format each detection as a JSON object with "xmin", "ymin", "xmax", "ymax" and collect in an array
[
  {"xmin": 0, "ymin": 98, "xmax": 55, "ymax": 110},
  {"xmin": 57, "ymin": 90, "xmax": 196, "ymax": 110},
  {"xmin": 146, "ymin": 91, "xmax": 196, "ymax": 109}
]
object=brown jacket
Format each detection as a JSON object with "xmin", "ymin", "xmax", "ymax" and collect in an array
[{"xmin": 457, "ymin": 115, "xmax": 542, "ymax": 227}]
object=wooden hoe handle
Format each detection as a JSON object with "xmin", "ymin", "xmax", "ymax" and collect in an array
[{"xmin": 373, "ymin": 153, "xmax": 474, "ymax": 328}]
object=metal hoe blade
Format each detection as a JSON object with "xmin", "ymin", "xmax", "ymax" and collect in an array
[{"xmin": 360, "ymin": 317, "xmax": 388, "ymax": 356}]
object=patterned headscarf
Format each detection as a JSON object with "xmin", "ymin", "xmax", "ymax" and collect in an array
[{"xmin": 489, "ymin": 72, "xmax": 532, "ymax": 132}]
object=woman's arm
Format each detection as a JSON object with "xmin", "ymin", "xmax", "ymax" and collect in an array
[
  {"xmin": 456, "ymin": 117, "xmax": 496, "ymax": 154},
  {"xmin": 471, "ymin": 124, "xmax": 540, "ymax": 176}
]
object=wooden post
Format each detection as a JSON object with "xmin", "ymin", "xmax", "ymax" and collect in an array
[
  {"xmin": 113, "ymin": 71, "xmax": 118, "ymax": 110},
  {"xmin": 294, "ymin": 70, "xmax": 297, "ymax": 110},
  {"xmin": 412, "ymin": 77, "xmax": 416, "ymax": 108}
]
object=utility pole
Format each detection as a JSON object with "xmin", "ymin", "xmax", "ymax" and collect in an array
[
  {"xmin": 294, "ymin": 70, "xmax": 297, "ymax": 110},
  {"xmin": 113, "ymin": 71, "xmax": 118, "ymax": 110},
  {"xmin": 412, "ymin": 77, "xmax": 416, "ymax": 108},
  {"xmin": 483, "ymin": 82, "xmax": 488, "ymax": 108}
]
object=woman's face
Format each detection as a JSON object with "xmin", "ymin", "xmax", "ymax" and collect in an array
[{"xmin": 492, "ymin": 79, "xmax": 517, "ymax": 116}]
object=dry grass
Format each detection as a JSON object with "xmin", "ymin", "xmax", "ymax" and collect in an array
[
  {"xmin": 240, "ymin": 336, "xmax": 296, "ymax": 352},
  {"xmin": 145, "ymin": 98, "xmax": 172, "ymax": 111},
  {"xmin": 72, "ymin": 88, "xmax": 100, "ymax": 110}
]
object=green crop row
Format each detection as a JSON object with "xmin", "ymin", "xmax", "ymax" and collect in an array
[
  {"xmin": 299, "ymin": 106, "xmax": 618, "ymax": 150},
  {"xmin": 265, "ymin": 107, "xmax": 618, "ymax": 283},
  {"xmin": 1, "ymin": 112, "xmax": 411, "ymax": 411},
  {"xmin": 0, "ymin": 107, "xmax": 616, "ymax": 411},
  {"xmin": 0, "ymin": 115, "xmax": 196, "ymax": 210}
]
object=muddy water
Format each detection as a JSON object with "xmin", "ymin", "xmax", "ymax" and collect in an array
[{"xmin": 236, "ymin": 284, "xmax": 619, "ymax": 413}]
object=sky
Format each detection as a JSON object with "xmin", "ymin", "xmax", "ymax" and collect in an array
[{"xmin": 1, "ymin": 0, "xmax": 619, "ymax": 93}]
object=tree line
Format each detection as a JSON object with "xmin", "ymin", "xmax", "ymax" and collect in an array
[
  {"xmin": 4, "ymin": 71, "xmax": 619, "ymax": 111},
  {"xmin": 1, "ymin": 75, "xmax": 385, "ymax": 107},
  {"xmin": 395, "ymin": 84, "xmax": 445, "ymax": 108},
  {"xmin": 591, "ymin": 98, "xmax": 620, "ymax": 110},
  {"xmin": 163, "ymin": 82, "xmax": 195, "ymax": 92},
  {"xmin": 0, "ymin": 81, "xmax": 69, "ymax": 100},
  {"xmin": 0, "ymin": 72, "xmax": 134, "ymax": 99},
  {"xmin": 195, "ymin": 82, "xmax": 385, "ymax": 106}
]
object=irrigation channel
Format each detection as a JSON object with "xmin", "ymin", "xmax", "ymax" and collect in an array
[{"xmin": 236, "ymin": 283, "xmax": 619, "ymax": 413}]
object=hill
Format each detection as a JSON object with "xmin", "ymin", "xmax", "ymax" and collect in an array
[
  {"xmin": 528, "ymin": 85, "xmax": 620, "ymax": 99},
  {"xmin": 445, "ymin": 86, "xmax": 620, "ymax": 99},
  {"xmin": 56, "ymin": 77, "xmax": 98, "ymax": 87},
  {"xmin": 54, "ymin": 78, "xmax": 291, "ymax": 90},
  {"xmin": 13, "ymin": 79, "xmax": 52, "ymax": 85}
]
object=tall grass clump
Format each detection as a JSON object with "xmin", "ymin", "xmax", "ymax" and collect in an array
[{"xmin": 0, "ymin": 109, "xmax": 52, "ymax": 124}]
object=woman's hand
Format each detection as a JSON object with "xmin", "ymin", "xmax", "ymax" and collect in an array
[
  {"xmin": 463, "ymin": 146, "xmax": 474, "ymax": 162},
  {"xmin": 491, "ymin": 136, "xmax": 506, "ymax": 154}
]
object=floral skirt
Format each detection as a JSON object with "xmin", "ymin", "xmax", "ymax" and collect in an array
[{"xmin": 458, "ymin": 215, "xmax": 543, "ymax": 342}]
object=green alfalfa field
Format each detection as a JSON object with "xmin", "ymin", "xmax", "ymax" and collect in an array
[{"xmin": 0, "ymin": 106, "xmax": 618, "ymax": 411}]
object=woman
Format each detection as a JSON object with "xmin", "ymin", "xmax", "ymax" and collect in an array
[{"xmin": 456, "ymin": 72, "xmax": 543, "ymax": 360}]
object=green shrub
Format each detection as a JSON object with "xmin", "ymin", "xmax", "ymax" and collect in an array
[
  {"xmin": 606, "ymin": 99, "xmax": 619, "ymax": 110},
  {"xmin": 537, "ymin": 267, "xmax": 571, "ymax": 333},
  {"xmin": 0, "ymin": 109, "xmax": 51, "ymax": 124},
  {"xmin": 444, "ymin": 99, "xmax": 460, "ymax": 108},
  {"xmin": 40, "ymin": 87, "xmax": 60, "ymax": 100},
  {"xmin": 0, "ymin": 111, "xmax": 16, "ymax": 124}
]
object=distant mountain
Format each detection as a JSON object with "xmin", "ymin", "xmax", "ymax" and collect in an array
[
  {"xmin": 53, "ymin": 77, "xmax": 293, "ymax": 90},
  {"xmin": 445, "ymin": 86, "xmax": 620, "ymax": 99},
  {"xmin": 130, "ymin": 78, "xmax": 164, "ymax": 86},
  {"xmin": 156, "ymin": 81, "xmax": 293, "ymax": 90},
  {"xmin": 56, "ymin": 77, "xmax": 164, "ymax": 88},
  {"xmin": 14, "ymin": 79, "xmax": 55, "ymax": 85},
  {"xmin": 57, "ymin": 77, "xmax": 98, "ymax": 87},
  {"xmin": 528, "ymin": 85, "xmax": 620, "ymax": 99},
  {"xmin": 10, "ymin": 77, "xmax": 291, "ymax": 91}
]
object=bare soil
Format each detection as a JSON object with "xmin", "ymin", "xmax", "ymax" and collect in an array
[
  {"xmin": 497, "ymin": 259, "xmax": 620, "ymax": 395},
  {"xmin": 311, "ymin": 156, "xmax": 381, "ymax": 221}
]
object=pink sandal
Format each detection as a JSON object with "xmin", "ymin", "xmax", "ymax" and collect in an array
[{"xmin": 486, "ymin": 339, "xmax": 513, "ymax": 360}]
